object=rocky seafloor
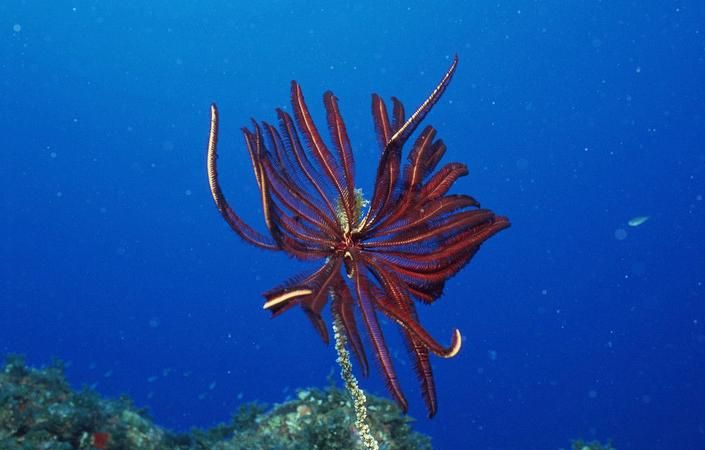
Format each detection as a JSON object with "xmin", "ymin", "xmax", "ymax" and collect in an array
[{"xmin": 0, "ymin": 355, "xmax": 614, "ymax": 450}]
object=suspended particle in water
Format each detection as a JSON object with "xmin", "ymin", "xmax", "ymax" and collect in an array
[{"xmin": 614, "ymin": 228, "xmax": 628, "ymax": 240}]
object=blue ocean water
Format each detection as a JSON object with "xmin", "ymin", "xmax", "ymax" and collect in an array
[{"xmin": 2, "ymin": 1, "xmax": 704, "ymax": 449}]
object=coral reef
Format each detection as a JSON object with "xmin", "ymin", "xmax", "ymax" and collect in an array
[
  {"xmin": 0, "ymin": 355, "xmax": 431, "ymax": 450},
  {"xmin": 0, "ymin": 355, "xmax": 618, "ymax": 450},
  {"xmin": 569, "ymin": 439, "xmax": 616, "ymax": 450}
]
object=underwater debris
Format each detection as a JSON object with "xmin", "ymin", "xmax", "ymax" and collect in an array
[{"xmin": 0, "ymin": 355, "xmax": 431, "ymax": 450}]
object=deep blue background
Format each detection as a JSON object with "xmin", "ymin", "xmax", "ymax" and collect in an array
[{"xmin": 2, "ymin": 1, "xmax": 704, "ymax": 449}]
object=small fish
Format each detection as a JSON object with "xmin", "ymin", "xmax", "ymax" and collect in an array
[{"xmin": 628, "ymin": 216, "xmax": 649, "ymax": 227}]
